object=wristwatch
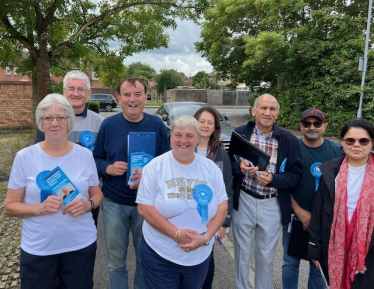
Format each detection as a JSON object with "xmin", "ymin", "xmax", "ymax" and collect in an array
[
  {"xmin": 202, "ymin": 233, "xmax": 210, "ymax": 246},
  {"xmin": 89, "ymin": 199, "xmax": 94, "ymax": 211}
]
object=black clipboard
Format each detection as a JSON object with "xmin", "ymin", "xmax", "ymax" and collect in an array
[
  {"xmin": 287, "ymin": 219, "xmax": 309, "ymax": 260},
  {"xmin": 228, "ymin": 131, "xmax": 270, "ymax": 171}
]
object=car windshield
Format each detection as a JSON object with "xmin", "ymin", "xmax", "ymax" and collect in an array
[{"xmin": 170, "ymin": 104, "xmax": 224, "ymax": 121}]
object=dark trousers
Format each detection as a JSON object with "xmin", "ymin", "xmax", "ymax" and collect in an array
[
  {"xmin": 202, "ymin": 250, "xmax": 215, "ymax": 289},
  {"xmin": 141, "ymin": 237, "xmax": 210, "ymax": 289},
  {"xmin": 20, "ymin": 241, "xmax": 97, "ymax": 289}
]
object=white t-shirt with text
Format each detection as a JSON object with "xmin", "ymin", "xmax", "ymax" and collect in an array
[{"xmin": 136, "ymin": 151, "xmax": 228, "ymax": 266}]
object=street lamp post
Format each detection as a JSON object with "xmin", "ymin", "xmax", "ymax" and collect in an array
[{"xmin": 357, "ymin": 0, "xmax": 373, "ymax": 118}]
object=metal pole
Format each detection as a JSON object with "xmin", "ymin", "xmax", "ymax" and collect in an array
[{"xmin": 357, "ymin": 0, "xmax": 373, "ymax": 118}]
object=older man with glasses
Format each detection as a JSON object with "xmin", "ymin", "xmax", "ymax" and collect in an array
[
  {"xmin": 34, "ymin": 70, "xmax": 104, "ymax": 227},
  {"xmin": 282, "ymin": 108, "xmax": 343, "ymax": 289}
]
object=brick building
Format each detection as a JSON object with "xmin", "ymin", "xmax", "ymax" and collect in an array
[{"xmin": 0, "ymin": 67, "xmax": 106, "ymax": 129}]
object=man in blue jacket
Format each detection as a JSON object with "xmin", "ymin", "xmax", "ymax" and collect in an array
[
  {"xmin": 93, "ymin": 78, "xmax": 170, "ymax": 289},
  {"xmin": 231, "ymin": 94, "xmax": 302, "ymax": 289}
]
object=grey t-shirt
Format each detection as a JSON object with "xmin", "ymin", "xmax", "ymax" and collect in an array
[{"xmin": 35, "ymin": 107, "xmax": 104, "ymax": 144}]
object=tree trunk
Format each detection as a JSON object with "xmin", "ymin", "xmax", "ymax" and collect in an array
[{"xmin": 31, "ymin": 55, "xmax": 51, "ymax": 130}]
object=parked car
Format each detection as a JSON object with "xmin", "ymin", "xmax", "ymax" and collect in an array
[
  {"xmin": 89, "ymin": 93, "xmax": 118, "ymax": 112},
  {"xmin": 154, "ymin": 102, "xmax": 235, "ymax": 150}
]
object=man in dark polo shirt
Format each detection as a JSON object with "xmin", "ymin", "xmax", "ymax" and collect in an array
[
  {"xmin": 282, "ymin": 108, "xmax": 342, "ymax": 289},
  {"xmin": 231, "ymin": 94, "xmax": 302, "ymax": 289}
]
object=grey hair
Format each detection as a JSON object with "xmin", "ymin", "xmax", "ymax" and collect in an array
[
  {"xmin": 172, "ymin": 115, "xmax": 199, "ymax": 134},
  {"xmin": 253, "ymin": 94, "xmax": 280, "ymax": 111},
  {"xmin": 63, "ymin": 70, "xmax": 91, "ymax": 90},
  {"xmin": 35, "ymin": 93, "xmax": 75, "ymax": 132}
]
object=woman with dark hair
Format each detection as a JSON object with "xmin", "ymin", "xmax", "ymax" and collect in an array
[
  {"xmin": 309, "ymin": 118, "xmax": 374, "ymax": 289},
  {"xmin": 194, "ymin": 106, "xmax": 233, "ymax": 289}
]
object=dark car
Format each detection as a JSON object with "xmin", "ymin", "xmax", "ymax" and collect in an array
[
  {"xmin": 154, "ymin": 102, "xmax": 235, "ymax": 150},
  {"xmin": 89, "ymin": 93, "xmax": 118, "ymax": 112}
]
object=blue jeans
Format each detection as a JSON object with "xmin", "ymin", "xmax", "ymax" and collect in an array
[
  {"xmin": 102, "ymin": 197, "xmax": 145, "ymax": 289},
  {"xmin": 282, "ymin": 225, "xmax": 325, "ymax": 289}
]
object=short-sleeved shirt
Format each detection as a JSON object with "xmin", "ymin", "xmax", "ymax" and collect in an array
[
  {"xmin": 8, "ymin": 143, "xmax": 99, "ymax": 256},
  {"xmin": 136, "ymin": 151, "xmax": 228, "ymax": 266},
  {"xmin": 292, "ymin": 138, "xmax": 342, "ymax": 211}
]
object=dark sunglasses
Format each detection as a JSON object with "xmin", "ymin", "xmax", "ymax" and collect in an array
[
  {"xmin": 343, "ymin": 138, "xmax": 373, "ymax": 146},
  {"xmin": 301, "ymin": 120, "xmax": 323, "ymax": 128}
]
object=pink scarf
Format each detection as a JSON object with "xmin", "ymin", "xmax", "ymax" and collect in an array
[{"xmin": 328, "ymin": 154, "xmax": 374, "ymax": 289}]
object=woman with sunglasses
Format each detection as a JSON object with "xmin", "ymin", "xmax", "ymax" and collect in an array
[
  {"xmin": 309, "ymin": 118, "xmax": 374, "ymax": 289},
  {"xmin": 193, "ymin": 106, "xmax": 233, "ymax": 289}
]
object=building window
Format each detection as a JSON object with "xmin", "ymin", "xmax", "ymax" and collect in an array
[
  {"xmin": 92, "ymin": 70, "xmax": 99, "ymax": 80},
  {"xmin": 14, "ymin": 67, "xmax": 19, "ymax": 75},
  {"xmin": 6, "ymin": 67, "xmax": 11, "ymax": 75}
]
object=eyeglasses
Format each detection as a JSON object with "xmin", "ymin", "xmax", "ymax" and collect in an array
[
  {"xmin": 42, "ymin": 116, "xmax": 68, "ymax": 123},
  {"xmin": 342, "ymin": 138, "xmax": 373, "ymax": 146},
  {"xmin": 66, "ymin": 87, "xmax": 87, "ymax": 93},
  {"xmin": 301, "ymin": 120, "xmax": 323, "ymax": 128}
]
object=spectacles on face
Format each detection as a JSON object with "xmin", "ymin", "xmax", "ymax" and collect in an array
[
  {"xmin": 42, "ymin": 116, "xmax": 68, "ymax": 123},
  {"xmin": 301, "ymin": 120, "xmax": 323, "ymax": 128},
  {"xmin": 342, "ymin": 138, "xmax": 373, "ymax": 146},
  {"xmin": 66, "ymin": 87, "xmax": 87, "ymax": 93}
]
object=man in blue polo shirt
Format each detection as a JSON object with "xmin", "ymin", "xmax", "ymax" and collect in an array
[
  {"xmin": 282, "ymin": 108, "xmax": 342, "ymax": 289},
  {"xmin": 93, "ymin": 77, "xmax": 169, "ymax": 289}
]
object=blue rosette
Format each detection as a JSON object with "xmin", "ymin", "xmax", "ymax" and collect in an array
[
  {"xmin": 36, "ymin": 170, "xmax": 52, "ymax": 203},
  {"xmin": 79, "ymin": 131, "xmax": 95, "ymax": 151},
  {"xmin": 193, "ymin": 184, "xmax": 213, "ymax": 224},
  {"xmin": 280, "ymin": 158, "xmax": 287, "ymax": 174},
  {"xmin": 310, "ymin": 162, "xmax": 323, "ymax": 191}
]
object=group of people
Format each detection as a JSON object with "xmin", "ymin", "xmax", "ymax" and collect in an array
[{"xmin": 4, "ymin": 70, "xmax": 374, "ymax": 289}]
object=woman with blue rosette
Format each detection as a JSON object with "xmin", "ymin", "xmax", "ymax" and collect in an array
[
  {"xmin": 136, "ymin": 115, "xmax": 228, "ymax": 289},
  {"xmin": 309, "ymin": 118, "xmax": 374, "ymax": 289},
  {"xmin": 4, "ymin": 93, "xmax": 103, "ymax": 289},
  {"xmin": 193, "ymin": 106, "xmax": 233, "ymax": 289}
]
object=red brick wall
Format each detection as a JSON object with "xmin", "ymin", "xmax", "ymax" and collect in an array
[{"xmin": 0, "ymin": 81, "xmax": 33, "ymax": 129}]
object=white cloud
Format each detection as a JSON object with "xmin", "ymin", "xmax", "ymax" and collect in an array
[{"xmin": 123, "ymin": 19, "xmax": 212, "ymax": 77}]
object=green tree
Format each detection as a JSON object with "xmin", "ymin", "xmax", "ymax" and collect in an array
[
  {"xmin": 127, "ymin": 62, "xmax": 156, "ymax": 83},
  {"xmin": 196, "ymin": 0, "xmax": 374, "ymax": 134},
  {"xmin": 192, "ymin": 70, "xmax": 212, "ymax": 88},
  {"xmin": 90, "ymin": 54, "xmax": 128, "ymax": 89},
  {"xmin": 155, "ymin": 69, "xmax": 184, "ymax": 94},
  {"xmin": 0, "ymin": 0, "xmax": 208, "ymax": 121}
]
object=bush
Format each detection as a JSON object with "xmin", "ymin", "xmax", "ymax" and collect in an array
[{"xmin": 86, "ymin": 101, "xmax": 100, "ymax": 113}]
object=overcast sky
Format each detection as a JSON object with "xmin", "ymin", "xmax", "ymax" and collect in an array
[{"xmin": 123, "ymin": 19, "xmax": 213, "ymax": 77}]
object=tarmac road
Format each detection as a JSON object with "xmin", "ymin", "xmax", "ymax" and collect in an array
[{"xmin": 94, "ymin": 107, "xmax": 311, "ymax": 289}]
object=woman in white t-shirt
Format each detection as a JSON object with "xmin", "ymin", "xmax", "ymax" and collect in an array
[
  {"xmin": 137, "ymin": 115, "xmax": 228, "ymax": 289},
  {"xmin": 4, "ymin": 93, "xmax": 103, "ymax": 289},
  {"xmin": 309, "ymin": 118, "xmax": 374, "ymax": 289}
]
